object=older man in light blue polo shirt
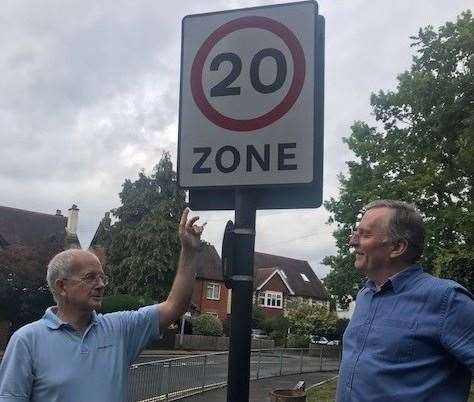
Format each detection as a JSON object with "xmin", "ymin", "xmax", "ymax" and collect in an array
[{"xmin": 0, "ymin": 208, "xmax": 204, "ymax": 402}]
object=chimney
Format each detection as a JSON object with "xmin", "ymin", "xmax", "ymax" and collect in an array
[
  {"xmin": 66, "ymin": 204, "xmax": 79, "ymax": 235},
  {"xmin": 55, "ymin": 209, "xmax": 62, "ymax": 216}
]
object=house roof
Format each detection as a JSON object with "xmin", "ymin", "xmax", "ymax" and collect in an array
[
  {"xmin": 195, "ymin": 243, "xmax": 223, "ymax": 281},
  {"xmin": 256, "ymin": 268, "xmax": 295, "ymax": 295},
  {"xmin": 194, "ymin": 246, "xmax": 328, "ymax": 301},
  {"xmin": 0, "ymin": 205, "xmax": 80, "ymax": 249},
  {"xmin": 254, "ymin": 252, "xmax": 329, "ymax": 300}
]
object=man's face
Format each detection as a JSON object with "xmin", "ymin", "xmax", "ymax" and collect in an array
[
  {"xmin": 60, "ymin": 251, "xmax": 106, "ymax": 311},
  {"xmin": 349, "ymin": 207, "xmax": 394, "ymax": 275}
]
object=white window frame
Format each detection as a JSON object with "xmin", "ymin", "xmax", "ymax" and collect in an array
[
  {"xmin": 300, "ymin": 273, "xmax": 310, "ymax": 282},
  {"xmin": 257, "ymin": 291, "xmax": 283, "ymax": 309},
  {"xmin": 206, "ymin": 282, "xmax": 221, "ymax": 300}
]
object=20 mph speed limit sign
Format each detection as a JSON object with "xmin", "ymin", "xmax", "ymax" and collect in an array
[{"xmin": 178, "ymin": 1, "xmax": 324, "ymax": 209}]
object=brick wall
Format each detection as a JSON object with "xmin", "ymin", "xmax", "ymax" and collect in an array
[
  {"xmin": 200, "ymin": 280, "xmax": 229, "ymax": 321},
  {"xmin": 0, "ymin": 321, "xmax": 11, "ymax": 350},
  {"xmin": 192, "ymin": 279, "xmax": 230, "ymax": 321}
]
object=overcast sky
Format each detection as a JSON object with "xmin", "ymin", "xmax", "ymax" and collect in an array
[{"xmin": 0, "ymin": 0, "xmax": 471, "ymax": 279}]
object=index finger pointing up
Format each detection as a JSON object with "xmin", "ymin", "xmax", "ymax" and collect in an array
[{"xmin": 180, "ymin": 207, "xmax": 190, "ymax": 229}]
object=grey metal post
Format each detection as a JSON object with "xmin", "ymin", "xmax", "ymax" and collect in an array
[
  {"xmin": 279, "ymin": 349, "xmax": 283, "ymax": 376},
  {"xmin": 299, "ymin": 348, "xmax": 304, "ymax": 374},
  {"xmin": 164, "ymin": 362, "xmax": 170, "ymax": 401},
  {"xmin": 202, "ymin": 354, "xmax": 208, "ymax": 391},
  {"xmin": 227, "ymin": 190, "xmax": 257, "ymax": 402},
  {"xmin": 256, "ymin": 349, "xmax": 261, "ymax": 379},
  {"xmin": 319, "ymin": 345, "xmax": 323, "ymax": 371}
]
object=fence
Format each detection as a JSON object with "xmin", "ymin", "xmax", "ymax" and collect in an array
[{"xmin": 128, "ymin": 346, "xmax": 340, "ymax": 402}]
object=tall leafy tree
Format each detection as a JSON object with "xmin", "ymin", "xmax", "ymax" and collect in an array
[
  {"xmin": 324, "ymin": 11, "xmax": 474, "ymax": 305},
  {"xmin": 99, "ymin": 153, "xmax": 187, "ymax": 300}
]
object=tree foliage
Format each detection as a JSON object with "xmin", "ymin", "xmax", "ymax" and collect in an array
[
  {"xmin": 98, "ymin": 153, "xmax": 186, "ymax": 301},
  {"xmin": 99, "ymin": 294, "xmax": 153, "ymax": 314},
  {"xmin": 287, "ymin": 300, "xmax": 337, "ymax": 340},
  {"xmin": 192, "ymin": 313, "xmax": 224, "ymax": 336},
  {"xmin": 323, "ymin": 11, "xmax": 474, "ymax": 304},
  {"xmin": 0, "ymin": 243, "xmax": 60, "ymax": 331}
]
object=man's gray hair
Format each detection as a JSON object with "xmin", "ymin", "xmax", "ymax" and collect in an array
[
  {"xmin": 364, "ymin": 199, "xmax": 425, "ymax": 263},
  {"xmin": 46, "ymin": 249, "xmax": 77, "ymax": 301}
]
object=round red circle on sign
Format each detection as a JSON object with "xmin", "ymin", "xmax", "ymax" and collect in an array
[{"xmin": 190, "ymin": 16, "xmax": 306, "ymax": 132}]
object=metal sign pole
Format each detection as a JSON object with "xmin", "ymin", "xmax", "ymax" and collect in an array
[{"xmin": 226, "ymin": 189, "xmax": 256, "ymax": 402}]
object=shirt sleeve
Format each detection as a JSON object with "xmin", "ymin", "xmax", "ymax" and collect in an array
[
  {"xmin": 440, "ymin": 285, "xmax": 474, "ymax": 373},
  {"xmin": 0, "ymin": 332, "xmax": 33, "ymax": 401},
  {"xmin": 117, "ymin": 305, "xmax": 160, "ymax": 364}
]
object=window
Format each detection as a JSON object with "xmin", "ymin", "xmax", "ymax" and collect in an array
[
  {"xmin": 300, "ymin": 273, "xmax": 310, "ymax": 282},
  {"xmin": 257, "ymin": 291, "xmax": 283, "ymax": 309},
  {"xmin": 206, "ymin": 282, "xmax": 221, "ymax": 300}
]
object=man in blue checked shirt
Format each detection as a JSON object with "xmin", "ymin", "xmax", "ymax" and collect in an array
[
  {"xmin": 336, "ymin": 200, "xmax": 474, "ymax": 402},
  {"xmin": 0, "ymin": 208, "xmax": 205, "ymax": 402}
]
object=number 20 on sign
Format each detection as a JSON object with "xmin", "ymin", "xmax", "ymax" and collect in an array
[{"xmin": 178, "ymin": 1, "xmax": 317, "ymax": 189}]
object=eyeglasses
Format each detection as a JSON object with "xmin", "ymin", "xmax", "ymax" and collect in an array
[
  {"xmin": 348, "ymin": 228, "xmax": 389, "ymax": 242},
  {"xmin": 64, "ymin": 273, "xmax": 109, "ymax": 286}
]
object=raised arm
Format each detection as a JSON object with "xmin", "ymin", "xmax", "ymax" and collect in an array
[{"xmin": 158, "ymin": 208, "xmax": 205, "ymax": 329}]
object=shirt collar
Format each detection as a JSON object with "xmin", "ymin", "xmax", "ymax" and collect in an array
[
  {"xmin": 43, "ymin": 306, "xmax": 98, "ymax": 330},
  {"xmin": 365, "ymin": 264, "xmax": 423, "ymax": 293}
]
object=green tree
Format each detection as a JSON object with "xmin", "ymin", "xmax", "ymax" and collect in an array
[
  {"xmin": 0, "ymin": 243, "xmax": 59, "ymax": 331},
  {"xmin": 99, "ymin": 153, "xmax": 187, "ymax": 301},
  {"xmin": 287, "ymin": 301, "xmax": 337, "ymax": 340},
  {"xmin": 324, "ymin": 11, "xmax": 474, "ymax": 305}
]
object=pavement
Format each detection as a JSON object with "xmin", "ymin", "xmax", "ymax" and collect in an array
[{"xmin": 180, "ymin": 371, "xmax": 338, "ymax": 402}]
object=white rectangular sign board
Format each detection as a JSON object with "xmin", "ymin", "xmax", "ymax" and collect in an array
[{"xmin": 178, "ymin": 1, "xmax": 317, "ymax": 188}]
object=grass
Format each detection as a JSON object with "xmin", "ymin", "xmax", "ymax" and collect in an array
[
  {"xmin": 306, "ymin": 377, "xmax": 337, "ymax": 402},
  {"xmin": 306, "ymin": 377, "xmax": 474, "ymax": 402}
]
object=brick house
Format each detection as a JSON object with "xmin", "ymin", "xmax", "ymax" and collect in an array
[
  {"xmin": 253, "ymin": 252, "xmax": 329, "ymax": 317},
  {"xmin": 191, "ymin": 243, "xmax": 231, "ymax": 321},
  {"xmin": 191, "ymin": 245, "xmax": 329, "ymax": 321}
]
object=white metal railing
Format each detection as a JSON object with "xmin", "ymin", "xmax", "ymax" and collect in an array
[{"xmin": 127, "ymin": 346, "xmax": 340, "ymax": 402}]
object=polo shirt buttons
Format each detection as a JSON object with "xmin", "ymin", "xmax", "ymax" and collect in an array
[{"xmin": 81, "ymin": 346, "xmax": 89, "ymax": 354}]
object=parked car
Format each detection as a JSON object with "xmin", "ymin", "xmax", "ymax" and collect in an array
[
  {"xmin": 310, "ymin": 335, "xmax": 328, "ymax": 344},
  {"xmin": 251, "ymin": 329, "xmax": 270, "ymax": 340}
]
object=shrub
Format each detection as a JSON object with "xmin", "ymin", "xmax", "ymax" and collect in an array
[
  {"xmin": 252, "ymin": 305, "xmax": 266, "ymax": 329},
  {"xmin": 192, "ymin": 313, "xmax": 223, "ymax": 336},
  {"xmin": 100, "ymin": 294, "xmax": 152, "ymax": 313},
  {"xmin": 287, "ymin": 334, "xmax": 310, "ymax": 348},
  {"xmin": 261, "ymin": 316, "xmax": 290, "ymax": 346}
]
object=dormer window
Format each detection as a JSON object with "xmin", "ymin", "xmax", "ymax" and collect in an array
[{"xmin": 300, "ymin": 273, "xmax": 310, "ymax": 282}]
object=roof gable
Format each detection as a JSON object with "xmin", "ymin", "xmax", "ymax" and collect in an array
[
  {"xmin": 254, "ymin": 252, "xmax": 328, "ymax": 300},
  {"xmin": 256, "ymin": 269, "xmax": 295, "ymax": 295}
]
